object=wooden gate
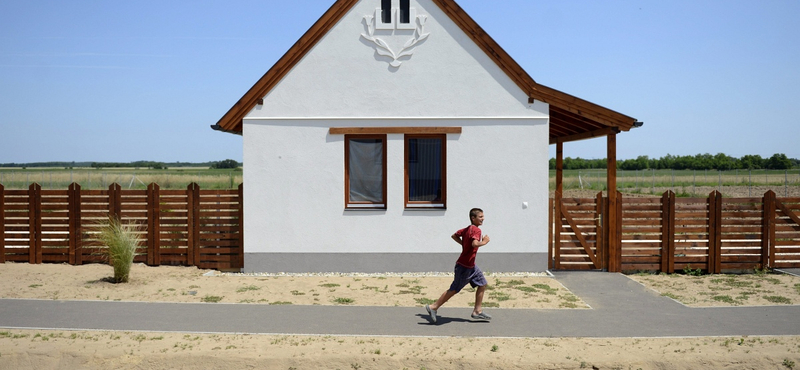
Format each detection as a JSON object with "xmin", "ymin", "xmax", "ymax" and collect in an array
[
  {"xmin": 550, "ymin": 192, "xmax": 605, "ymax": 270},
  {"xmin": 771, "ymin": 195, "xmax": 800, "ymax": 268}
]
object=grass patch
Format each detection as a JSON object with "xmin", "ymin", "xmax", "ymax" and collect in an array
[
  {"xmin": 488, "ymin": 291, "xmax": 512, "ymax": 301},
  {"xmin": 236, "ymin": 285, "xmax": 261, "ymax": 293},
  {"xmin": 269, "ymin": 301, "xmax": 293, "ymax": 305},
  {"xmin": 711, "ymin": 295, "xmax": 738, "ymax": 305},
  {"xmin": 333, "ymin": 297, "xmax": 355, "ymax": 305},
  {"xmin": 319, "ymin": 283, "xmax": 340, "ymax": 288},
  {"xmin": 764, "ymin": 295, "xmax": 792, "ymax": 304},
  {"xmin": 414, "ymin": 297, "xmax": 435, "ymax": 305},
  {"xmin": 397, "ymin": 286, "xmax": 424, "ymax": 295},
  {"xmin": 201, "ymin": 295, "xmax": 224, "ymax": 303}
]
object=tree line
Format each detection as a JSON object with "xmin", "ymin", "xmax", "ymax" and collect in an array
[
  {"xmin": 550, "ymin": 153, "xmax": 798, "ymax": 171},
  {"xmin": 1, "ymin": 160, "xmax": 242, "ymax": 170}
]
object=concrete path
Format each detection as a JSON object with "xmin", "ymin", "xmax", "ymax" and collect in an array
[{"xmin": 1, "ymin": 271, "xmax": 799, "ymax": 338}]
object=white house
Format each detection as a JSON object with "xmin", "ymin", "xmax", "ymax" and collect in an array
[{"xmin": 212, "ymin": 0, "xmax": 639, "ymax": 273}]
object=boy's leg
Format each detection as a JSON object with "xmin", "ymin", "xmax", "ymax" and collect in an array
[
  {"xmin": 430, "ymin": 290, "xmax": 457, "ymax": 311},
  {"xmin": 473, "ymin": 285, "xmax": 486, "ymax": 315}
]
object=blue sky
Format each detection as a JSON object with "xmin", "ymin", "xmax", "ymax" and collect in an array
[{"xmin": 1, "ymin": 0, "xmax": 798, "ymax": 163}]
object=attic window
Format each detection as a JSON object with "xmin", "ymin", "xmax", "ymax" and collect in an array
[
  {"xmin": 381, "ymin": 0, "xmax": 392, "ymax": 24},
  {"xmin": 399, "ymin": 0, "xmax": 410, "ymax": 23}
]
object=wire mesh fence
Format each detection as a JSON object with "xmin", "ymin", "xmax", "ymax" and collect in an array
[
  {"xmin": 0, "ymin": 169, "xmax": 243, "ymax": 190},
  {"xmin": 550, "ymin": 169, "xmax": 800, "ymax": 197}
]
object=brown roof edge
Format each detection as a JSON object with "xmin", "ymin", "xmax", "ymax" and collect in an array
[
  {"xmin": 431, "ymin": 0, "xmax": 638, "ymax": 130},
  {"xmin": 212, "ymin": 0, "xmax": 360, "ymax": 134},
  {"xmin": 212, "ymin": 0, "xmax": 638, "ymax": 136}
]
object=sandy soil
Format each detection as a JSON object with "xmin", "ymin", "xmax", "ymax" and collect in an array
[
  {"xmin": 2, "ymin": 262, "xmax": 800, "ymax": 370},
  {"xmin": 0, "ymin": 263, "xmax": 585, "ymax": 309},
  {"xmin": 629, "ymin": 272, "xmax": 800, "ymax": 307}
]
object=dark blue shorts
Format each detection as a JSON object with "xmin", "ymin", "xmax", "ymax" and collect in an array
[{"xmin": 448, "ymin": 264, "xmax": 487, "ymax": 293}]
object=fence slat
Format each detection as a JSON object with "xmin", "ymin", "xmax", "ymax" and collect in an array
[
  {"xmin": 29, "ymin": 184, "xmax": 43, "ymax": 264},
  {"xmin": 147, "ymin": 183, "xmax": 161, "ymax": 266},
  {"xmin": 762, "ymin": 191, "xmax": 775, "ymax": 268},
  {"xmin": 0, "ymin": 183, "xmax": 4, "ymax": 263},
  {"xmin": 188, "ymin": 183, "xmax": 198, "ymax": 266},
  {"xmin": 236, "ymin": 183, "xmax": 244, "ymax": 269}
]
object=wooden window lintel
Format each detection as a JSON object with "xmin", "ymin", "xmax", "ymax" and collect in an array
[{"xmin": 330, "ymin": 127, "xmax": 461, "ymax": 135}]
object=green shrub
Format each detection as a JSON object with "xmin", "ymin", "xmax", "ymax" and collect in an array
[{"xmin": 95, "ymin": 217, "xmax": 143, "ymax": 283}]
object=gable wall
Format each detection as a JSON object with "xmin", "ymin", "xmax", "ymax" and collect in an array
[
  {"xmin": 246, "ymin": 0, "xmax": 544, "ymax": 119},
  {"xmin": 241, "ymin": 0, "xmax": 550, "ymax": 271}
]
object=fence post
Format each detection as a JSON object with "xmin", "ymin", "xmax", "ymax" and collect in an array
[
  {"xmin": 661, "ymin": 191, "xmax": 675, "ymax": 273},
  {"xmin": 763, "ymin": 190, "xmax": 776, "ymax": 269},
  {"xmin": 0, "ymin": 183, "xmax": 4, "ymax": 263},
  {"xmin": 596, "ymin": 191, "xmax": 606, "ymax": 271},
  {"xmin": 607, "ymin": 191, "xmax": 622, "ymax": 272},
  {"xmin": 108, "ymin": 183, "xmax": 121, "ymax": 221},
  {"xmin": 68, "ymin": 183, "xmax": 82, "ymax": 265},
  {"xmin": 29, "ymin": 183, "xmax": 42, "ymax": 264},
  {"xmin": 236, "ymin": 183, "xmax": 244, "ymax": 269},
  {"xmin": 548, "ymin": 197, "xmax": 553, "ymax": 269},
  {"xmin": 708, "ymin": 190, "xmax": 722, "ymax": 274},
  {"xmin": 187, "ymin": 183, "xmax": 199, "ymax": 267},
  {"xmin": 147, "ymin": 183, "xmax": 161, "ymax": 266},
  {"xmin": 554, "ymin": 192, "xmax": 562, "ymax": 270}
]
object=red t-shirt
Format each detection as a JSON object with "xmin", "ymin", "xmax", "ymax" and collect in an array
[{"xmin": 455, "ymin": 225, "xmax": 482, "ymax": 268}]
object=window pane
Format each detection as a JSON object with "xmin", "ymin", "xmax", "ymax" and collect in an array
[
  {"xmin": 349, "ymin": 139, "xmax": 384, "ymax": 203},
  {"xmin": 408, "ymin": 138, "xmax": 442, "ymax": 202},
  {"xmin": 400, "ymin": 0, "xmax": 410, "ymax": 23},
  {"xmin": 381, "ymin": 0, "xmax": 392, "ymax": 24}
]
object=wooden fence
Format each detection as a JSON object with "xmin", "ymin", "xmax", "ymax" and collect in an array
[
  {"xmin": 551, "ymin": 190, "xmax": 800, "ymax": 272},
  {"xmin": 0, "ymin": 183, "xmax": 243, "ymax": 270}
]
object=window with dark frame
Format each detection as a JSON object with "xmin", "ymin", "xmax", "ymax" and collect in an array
[
  {"xmin": 399, "ymin": 0, "xmax": 411, "ymax": 24},
  {"xmin": 405, "ymin": 134, "xmax": 446, "ymax": 208},
  {"xmin": 381, "ymin": 0, "xmax": 392, "ymax": 24},
  {"xmin": 345, "ymin": 135, "xmax": 387, "ymax": 209}
]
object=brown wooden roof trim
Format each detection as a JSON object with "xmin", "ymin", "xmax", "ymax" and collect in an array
[
  {"xmin": 431, "ymin": 0, "xmax": 637, "ymax": 131},
  {"xmin": 550, "ymin": 126, "xmax": 621, "ymax": 145},
  {"xmin": 330, "ymin": 127, "xmax": 462, "ymax": 135},
  {"xmin": 212, "ymin": 0, "xmax": 359, "ymax": 133}
]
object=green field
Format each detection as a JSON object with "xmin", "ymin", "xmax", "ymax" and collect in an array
[
  {"xmin": 2, "ymin": 167, "xmax": 798, "ymax": 194},
  {"xmin": 0, "ymin": 167, "xmax": 242, "ymax": 190},
  {"xmin": 551, "ymin": 168, "xmax": 800, "ymax": 196}
]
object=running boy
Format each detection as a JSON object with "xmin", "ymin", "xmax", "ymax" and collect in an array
[{"xmin": 426, "ymin": 208, "xmax": 491, "ymax": 323}]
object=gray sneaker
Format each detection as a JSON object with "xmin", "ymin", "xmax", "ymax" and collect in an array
[
  {"xmin": 425, "ymin": 305, "xmax": 437, "ymax": 323},
  {"xmin": 471, "ymin": 311, "xmax": 492, "ymax": 320}
]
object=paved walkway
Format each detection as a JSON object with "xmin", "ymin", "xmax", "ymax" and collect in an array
[{"xmin": 1, "ymin": 271, "xmax": 799, "ymax": 338}]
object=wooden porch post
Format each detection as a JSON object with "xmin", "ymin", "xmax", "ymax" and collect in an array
[
  {"xmin": 606, "ymin": 133, "xmax": 620, "ymax": 272},
  {"xmin": 554, "ymin": 140, "xmax": 564, "ymax": 270}
]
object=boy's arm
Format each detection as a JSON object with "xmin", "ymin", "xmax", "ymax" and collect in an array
[
  {"xmin": 472, "ymin": 234, "xmax": 490, "ymax": 248},
  {"xmin": 451, "ymin": 233, "xmax": 462, "ymax": 245}
]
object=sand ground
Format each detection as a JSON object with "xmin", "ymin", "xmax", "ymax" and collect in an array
[{"xmin": 2, "ymin": 262, "xmax": 800, "ymax": 370}]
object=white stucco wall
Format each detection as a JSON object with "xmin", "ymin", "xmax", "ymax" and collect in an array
[
  {"xmin": 242, "ymin": 0, "xmax": 550, "ymax": 256},
  {"xmin": 243, "ymin": 119, "xmax": 549, "ymax": 254}
]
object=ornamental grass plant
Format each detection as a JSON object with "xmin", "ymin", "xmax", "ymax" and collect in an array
[{"xmin": 96, "ymin": 217, "xmax": 143, "ymax": 283}]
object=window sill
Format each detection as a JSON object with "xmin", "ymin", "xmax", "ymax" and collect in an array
[
  {"xmin": 345, "ymin": 204, "xmax": 386, "ymax": 210},
  {"xmin": 404, "ymin": 204, "xmax": 446, "ymax": 210}
]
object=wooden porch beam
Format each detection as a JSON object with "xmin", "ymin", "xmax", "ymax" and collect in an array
[{"xmin": 549, "ymin": 126, "xmax": 620, "ymax": 145}]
